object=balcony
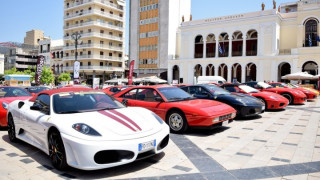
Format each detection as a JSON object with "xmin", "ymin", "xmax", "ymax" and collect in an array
[
  {"xmin": 15, "ymin": 63, "xmax": 29, "ymax": 69},
  {"xmin": 64, "ymin": 9, "xmax": 123, "ymax": 21},
  {"xmin": 62, "ymin": 54, "xmax": 123, "ymax": 61},
  {"xmin": 63, "ymin": 65, "xmax": 123, "ymax": 72},
  {"xmin": 63, "ymin": 43, "xmax": 123, "ymax": 52},
  {"xmin": 65, "ymin": 0, "xmax": 124, "ymax": 11},
  {"xmin": 15, "ymin": 57, "xmax": 37, "ymax": 63},
  {"xmin": 64, "ymin": 20, "xmax": 123, "ymax": 31},
  {"xmin": 64, "ymin": 32, "xmax": 123, "ymax": 42}
]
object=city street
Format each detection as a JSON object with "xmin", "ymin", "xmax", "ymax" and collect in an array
[{"xmin": 0, "ymin": 98, "xmax": 320, "ymax": 180}]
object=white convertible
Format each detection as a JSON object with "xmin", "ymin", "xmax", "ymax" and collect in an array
[{"xmin": 7, "ymin": 88, "xmax": 169, "ymax": 170}]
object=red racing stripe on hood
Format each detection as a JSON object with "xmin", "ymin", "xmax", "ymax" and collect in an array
[
  {"xmin": 110, "ymin": 110, "xmax": 142, "ymax": 131},
  {"xmin": 98, "ymin": 111, "xmax": 136, "ymax": 132}
]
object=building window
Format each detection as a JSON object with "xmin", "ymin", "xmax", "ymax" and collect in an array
[
  {"xmin": 109, "ymin": 53, "xmax": 112, "ymax": 56},
  {"xmin": 100, "ymin": 51, "xmax": 104, "ymax": 55},
  {"xmin": 66, "ymin": 63, "xmax": 69, "ymax": 66},
  {"xmin": 109, "ymin": 42, "xmax": 113, "ymax": 46},
  {"xmin": 88, "ymin": 7, "xmax": 92, "ymax": 10},
  {"xmin": 88, "ymin": 62, "xmax": 91, "ymax": 66},
  {"xmin": 100, "ymin": 62, "xmax": 103, "ymax": 66},
  {"xmin": 305, "ymin": 19, "xmax": 318, "ymax": 47},
  {"xmin": 119, "ymin": 54, "xmax": 122, "ymax": 57},
  {"xmin": 80, "ymin": 52, "xmax": 83, "ymax": 56},
  {"xmin": 66, "ymin": 53, "xmax": 69, "ymax": 57},
  {"xmin": 101, "ymin": 8, "xmax": 104, "ymax": 12},
  {"xmin": 109, "ymin": 32, "xmax": 113, "ymax": 35},
  {"xmin": 88, "ymin": 51, "xmax": 91, "ymax": 55},
  {"xmin": 80, "ymin": 62, "xmax": 83, "ymax": 66},
  {"xmin": 110, "ymin": 11, "xmax": 113, "ymax": 14},
  {"xmin": 88, "ymin": 29, "xmax": 91, "ymax": 33},
  {"xmin": 120, "ymin": 14, "xmax": 123, "ymax": 17},
  {"xmin": 100, "ymin": 30, "xmax": 104, "ymax": 34},
  {"xmin": 88, "ymin": 40, "xmax": 91, "ymax": 44}
]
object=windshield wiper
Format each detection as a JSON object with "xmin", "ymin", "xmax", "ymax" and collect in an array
[
  {"xmin": 168, "ymin": 97, "xmax": 184, "ymax": 102},
  {"xmin": 96, "ymin": 107, "xmax": 119, "ymax": 111},
  {"xmin": 58, "ymin": 110, "xmax": 81, "ymax": 114},
  {"xmin": 183, "ymin": 97, "xmax": 195, "ymax": 100}
]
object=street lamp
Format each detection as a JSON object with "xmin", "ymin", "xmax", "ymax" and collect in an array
[{"xmin": 71, "ymin": 32, "xmax": 81, "ymax": 84}]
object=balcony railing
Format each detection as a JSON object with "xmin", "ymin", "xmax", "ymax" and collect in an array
[
  {"xmin": 64, "ymin": 21, "xmax": 123, "ymax": 31},
  {"xmin": 246, "ymin": 51, "xmax": 258, "ymax": 56},
  {"xmin": 232, "ymin": 51, "xmax": 243, "ymax": 56},
  {"xmin": 63, "ymin": 43, "xmax": 123, "ymax": 51},
  {"xmin": 279, "ymin": 49, "xmax": 291, "ymax": 55},
  {"xmin": 64, "ymin": 32, "xmax": 123, "ymax": 41},
  {"xmin": 16, "ymin": 57, "xmax": 37, "ymax": 63},
  {"xmin": 63, "ymin": 66, "xmax": 123, "ymax": 71},
  {"xmin": 65, "ymin": 0, "xmax": 124, "ymax": 11},
  {"xmin": 62, "ymin": 55, "xmax": 122, "ymax": 61},
  {"xmin": 64, "ymin": 9, "xmax": 123, "ymax": 21}
]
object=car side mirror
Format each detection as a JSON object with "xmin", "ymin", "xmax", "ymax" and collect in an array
[
  {"xmin": 31, "ymin": 93, "xmax": 36, "ymax": 96},
  {"xmin": 155, "ymin": 97, "xmax": 164, "ymax": 102},
  {"xmin": 30, "ymin": 104, "xmax": 41, "ymax": 111},
  {"xmin": 122, "ymin": 99, "xmax": 128, "ymax": 106}
]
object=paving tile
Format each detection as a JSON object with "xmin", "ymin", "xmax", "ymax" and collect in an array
[
  {"xmin": 59, "ymin": 173, "xmax": 77, "ymax": 179},
  {"xmin": 37, "ymin": 165, "xmax": 53, "ymax": 171},
  {"xmin": 227, "ymin": 136, "xmax": 240, "ymax": 139},
  {"xmin": 282, "ymin": 142, "xmax": 298, "ymax": 146},
  {"xmin": 290, "ymin": 132, "xmax": 303, "ymax": 135},
  {"xmin": 270, "ymin": 157, "xmax": 291, "ymax": 163},
  {"xmin": 295, "ymin": 125, "xmax": 306, "ymax": 127},
  {"xmin": 0, "ymin": 148, "xmax": 5, "ymax": 152},
  {"xmin": 20, "ymin": 158, "xmax": 34, "ymax": 164},
  {"xmin": 172, "ymin": 165, "xmax": 192, "ymax": 172},
  {"xmin": 230, "ymin": 167, "xmax": 278, "ymax": 179},
  {"xmin": 236, "ymin": 152, "xmax": 253, "ymax": 157},
  {"xmin": 242, "ymin": 128, "xmax": 253, "ymax": 130},
  {"xmin": 265, "ymin": 130, "xmax": 277, "ymax": 133},
  {"xmin": 206, "ymin": 148, "xmax": 221, "ymax": 152},
  {"xmin": 6, "ymin": 153, "xmax": 19, "ymax": 157},
  {"xmin": 253, "ymin": 139, "xmax": 267, "ymax": 143}
]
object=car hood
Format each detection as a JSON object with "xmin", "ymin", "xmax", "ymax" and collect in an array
[
  {"xmin": 51, "ymin": 107, "xmax": 167, "ymax": 141},
  {"xmin": 219, "ymin": 93, "xmax": 263, "ymax": 106},
  {"xmin": 171, "ymin": 99, "xmax": 225, "ymax": 108},
  {"xmin": 1, "ymin": 96, "xmax": 32, "ymax": 104},
  {"xmin": 256, "ymin": 91, "xmax": 287, "ymax": 100}
]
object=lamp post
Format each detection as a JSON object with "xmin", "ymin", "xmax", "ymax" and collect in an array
[{"xmin": 71, "ymin": 32, "xmax": 81, "ymax": 84}]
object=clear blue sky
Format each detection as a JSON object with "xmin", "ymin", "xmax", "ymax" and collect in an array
[{"xmin": 0, "ymin": 0, "xmax": 294, "ymax": 53}]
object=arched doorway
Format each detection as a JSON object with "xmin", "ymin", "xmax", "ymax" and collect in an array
[
  {"xmin": 246, "ymin": 30, "xmax": 258, "ymax": 56},
  {"xmin": 245, "ymin": 63, "xmax": 257, "ymax": 82},
  {"xmin": 232, "ymin": 63, "xmax": 242, "ymax": 83},
  {"xmin": 278, "ymin": 62, "xmax": 291, "ymax": 82},
  {"xmin": 194, "ymin": 35, "xmax": 203, "ymax": 58},
  {"xmin": 302, "ymin": 61, "xmax": 318, "ymax": 75},
  {"xmin": 194, "ymin": 64, "xmax": 202, "ymax": 78},
  {"xmin": 172, "ymin": 65, "xmax": 180, "ymax": 81},
  {"xmin": 218, "ymin": 64, "xmax": 228, "ymax": 81},
  {"xmin": 206, "ymin": 64, "xmax": 214, "ymax": 76},
  {"xmin": 304, "ymin": 19, "xmax": 318, "ymax": 47},
  {"xmin": 218, "ymin": 33, "xmax": 229, "ymax": 57},
  {"xmin": 206, "ymin": 34, "xmax": 216, "ymax": 58},
  {"xmin": 232, "ymin": 31, "xmax": 243, "ymax": 57}
]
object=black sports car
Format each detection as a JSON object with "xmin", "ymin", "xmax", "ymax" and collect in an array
[{"xmin": 181, "ymin": 84, "xmax": 265, "ymax": 117}]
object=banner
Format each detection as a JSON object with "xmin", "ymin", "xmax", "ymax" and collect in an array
[
  {"xmin": 93, "ymin": 78, "xmax": 100, "ymax": 89},
  {"xmin": 128, "ymin": 60, "xmax": 135, "ymax": 85},
  {"xmin": 35, "ymin": 55, "xmax": 45, "ymax": 85},
  {"xmin": 74, "ymin": 61, "xmax": 80, "ymax": 84}
]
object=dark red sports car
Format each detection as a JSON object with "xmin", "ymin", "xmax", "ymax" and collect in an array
[
  {"xmin": 221, "ymin": 83, "xmax": 289, "ymax": 110},
  {"xmin": 243, "ymin": 81, "xmax": 306, "ymax": 104},
  {"xmin": 113, "ymin": 85, "xmax": 236, "ymax": 133},
  {"xmin": 269, "ymin": 82, "xmax": 318, "ymax": 100}
]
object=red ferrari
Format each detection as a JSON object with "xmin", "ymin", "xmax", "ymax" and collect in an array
[
  {"xmin": 113, "ymin": 85, "xmax": 236, "ymax": 133},
  {"xmin": 0, "ymin": 87, "xmax": 33, "ymax": 127},
  {"xmin": 102, "ymin": 85, "xmax": 133, "ymax": 95},
  {"xmin": 269, "ymin": 82, "xmax": 318, "ymax": 100},
  {"xmin": 221, "ymin": 83, "xmax": 289, "ymax": 110},
  {"xmin": 244, "ymin": 81, "xmax": 306, "ymax": 104}
]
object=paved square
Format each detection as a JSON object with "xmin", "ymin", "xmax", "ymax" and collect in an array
[{"xmin": 0, "ymin": 98, "xmax": 319, "ymax": 179}]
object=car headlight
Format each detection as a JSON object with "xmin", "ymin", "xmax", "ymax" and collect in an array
[
  {"xmin": 231, "ymin": 112, "xmax": 236, "ymax": 118},
  {"xmin": 270, "ymin": 96, "xmax": 279, "ymax": 100},
  {"xmin": 152, "ymin": 113, "xmax": 164, "ymax": 124},
  {"xmin": 293, "ymin": 91, "xmax": 300, "ymax": 95},
  {"xmin": 213, "ymin": 117, "xmax": 220, "ymax": 123},
  {"xmin": 2, "ymin": 102, "xmax": 8, "ymax": 110},
  {"xmin": 72, "ymin": 123, "xmax": 101, "ymax": 136}
]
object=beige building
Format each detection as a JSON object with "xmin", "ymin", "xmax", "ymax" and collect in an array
[
  {"xmin": 38, "ymin": 39, "xmax": 64, "ymax": 75},
  {"xmin": 63, "ymin": 0, "xmax": 126, "ymax": 84},
  {"xmin": 168, "ymin": 0, "xmax": 320, "ymax": 85},
  {"xmin": 24, "ymin": 30, "xmax": 44, "ymax": 46},
  {"xmin": 0, "ymin": 54, "xmax": 4, "ymax": 75},
  {"xmin": 129, "ymin": 0, "xmax": 191, "ymax": 79}
]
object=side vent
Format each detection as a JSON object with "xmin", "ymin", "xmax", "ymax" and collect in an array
[{"xmin": 18, "ymin": 102, "xmax": 25, "ymax": 109}]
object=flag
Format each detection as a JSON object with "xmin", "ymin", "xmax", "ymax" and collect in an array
[
  {"xmin": 218, "ymin": 44, "xmax": 223, "ymax": 54},
  {"xmin": 35, "ymin": 56, "xmax": 45, "ymax": 85},
  {"xmin": 222, "ymin": 43, "xmax": 225, "ymax": 54},
  {"xmin": 128, "ymin": 60, "xmax": 135, "ymax": 85},
  {"xmin": 316, "ymin": 36, "xmax": 320, "ymax": 42},
  {"xmin": 309, "ymin": 34, "xmax": 312, "ymax": 47}
]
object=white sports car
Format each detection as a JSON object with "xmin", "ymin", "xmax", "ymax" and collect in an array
[{"xmin": 7, "ymin": 88, "xmax": 169, "ymax": 170}]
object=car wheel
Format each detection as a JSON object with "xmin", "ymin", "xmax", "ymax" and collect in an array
[
  {"xmin": 282, "ymin": 93, "xmax": 293, "ymax": 104},
  {"xmin": 257, "ymin": 97, "xmax": 267, "ymax": 109},
  {"xmin": 167, "ymin": 110, "xmax": 188, "ymax": 133},
  {"xmin": 48, "ymin": 130, "xmax": 68, "ymax": 170},
  {"xmin": 7, "ymin": 115, "xmax": 17, "ymax": 142}
]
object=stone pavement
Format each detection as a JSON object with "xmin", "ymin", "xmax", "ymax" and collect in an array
[{"xmin": 0, "ymin": 98, "xmax": 319, "ymax": 179}]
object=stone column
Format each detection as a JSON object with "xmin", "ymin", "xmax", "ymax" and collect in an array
[
  {"xmin": 215, "ymin": 65, "xmax": 219, "ymax": 76},
  {"xmin": 229, "ymin": 37, "xmax": 232, "ymax": 57},
  {"xmin": 227, "ymin": 65, "xmax": 232, "ymax": 82},
  {"xmin": 168, "ymin": 65, "xmax": 173, "ymax": 84},
  {"xmin": 243, "ymin": 35, "xmax": 247, "ymax": 57},
  {"xmin": 202, "ymin": 64, "xmax": 206, "ymax": 76},
  {"xmin": 203, "ymin": 40, "xmax": 206, "ymax": 58},
  {"xmin": 215, "ymin": 38, "xmax": 219, "ymax": 58},
  {"xmin": 241, "ymin": 65, "xmax": 246, "ymax": 83}
]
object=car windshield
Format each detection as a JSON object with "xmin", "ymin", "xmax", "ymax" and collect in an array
[
  {"xmin": 158, "ymin": 87, "xmax": 193, "ymax": 101},
  {"xmin": 53, "ymin": 91, "xmax": 125, "ymax": 114},
  {"xmin": 257, "ymin": 82, "xmax": 273, "ymax": 89},
  {"xmin": 271, "ymin": 83, "xmax": 287, "ymax": 88},
  {"xmin": 287, "ymin": 83, "xmax": 298, "ymax": 88},
  {"xmin": 27, "ymin": 87, "xmax": 50, "ymax": 93},
  {"xmin": 204, "ymin": 85, "xmax": 230, "ymax": 95},
  {"xmin": 239, "ymin": 85, "xmax": 260, "ymax": 93},
  {"xmin": 0, "ymin": 87, "xmax": 32, "ymax": 98}
]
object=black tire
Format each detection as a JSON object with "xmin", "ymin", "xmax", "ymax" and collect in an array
[
  {"xmin": 282, "ymin": 93, "xmax": 293, "ymax": 104},
  {"xmin": 7, "ymin": 115, "xmax": 17, "ymax": 142},
  {"xmin": 166, "ymin": 110, "xmax": 188, "ymax": 133},
  {"xmin": 48, "ymin": 130, "xmax": 68, "ymax": 170},
  {"xmin": 257, "ymin": 97, "xmax": 267, "ymax": 109}
]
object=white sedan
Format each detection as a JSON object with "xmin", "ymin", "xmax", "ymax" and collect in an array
[{"xmin": 7, "ymin": 88, "xmax": 169, "ymax": 170}]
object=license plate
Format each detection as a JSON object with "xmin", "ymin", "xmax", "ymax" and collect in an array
[
  {"xmin": 222, "ymin": 120, "xmax": 229, "ymax": 126},
  {"xmin": 262, "ymin": 106, "xmax": 265, "ymax": 111},
  {"xmin": 139, "ymin": 140, "xmax": 156, "ymax": 152}
]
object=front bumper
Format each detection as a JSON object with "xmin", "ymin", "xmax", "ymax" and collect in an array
[
  {"xmin": 266, "ymin": 99, "xmax": 288, "ymax": 109},
  {"xmin": 293, "ymin": 97, "xmax": 306, "ymax": 104},
  {"xmin": 60, "ymin": 127, "xmax": 169, "ymax": 170},
  {"xmin": 234, "ymin": 105, "xmax": 265, "ymax": 117}
]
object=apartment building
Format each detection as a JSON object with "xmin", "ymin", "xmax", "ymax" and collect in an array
[
  {"xmin": 63, "ymin": 0, "xmax": 126, "ymax": 84},
  {"xmin": 38, "ymin": 39, "xmax": 64, "ymax": 75},
  {"xmin": 24, "ymin": 30, "xmax": 44, "ymax": 46},
  {"xmin": 129, "ymin": 0, "xmax": 191, "ymax": 79}
]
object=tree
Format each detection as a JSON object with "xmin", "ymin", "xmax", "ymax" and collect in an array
[
  {"xmin": 4, "ymin": 67, "xmax": 24, "ymax": 75},
  {"xmin": 57, "ymin": 73, "xmax": 71, "ymax": 83},
  {"xmin": 23, "ymin": 66, "xmax": 36, "ymax": 82},
  {"xmin": 40, "ymin": 66, "xmax": 55, "ymax": 85}
]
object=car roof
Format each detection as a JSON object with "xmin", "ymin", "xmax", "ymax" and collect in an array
[{"xmin": 29, "ymin": 88, "xmax": 94, "ymax": 102}]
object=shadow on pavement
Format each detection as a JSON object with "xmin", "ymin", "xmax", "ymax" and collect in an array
[
  {"xmin": 2, "ymin": 134, "xmax": 165, "ymax": 179},
  {"xmin": 235, "ymin": 114, "xmax": 263, "ymax": 121},
  {"xmin": 0, "ymin": 127, "xmax": 7, "ymax": 131},
  {"xmin": 184, "ymin": 126, "xmax": 230, "ymax": 137}
]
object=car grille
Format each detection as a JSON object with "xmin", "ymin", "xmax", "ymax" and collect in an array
[
  {"xmin": 280, "ymin": 103, "xmax": 285, "ymax": 107},
  {"xmin": 219, "ymin": 113, "xmax": 232, "ymax": 121}
]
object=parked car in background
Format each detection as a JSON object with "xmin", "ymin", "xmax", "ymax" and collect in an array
[
  {"xmin": 0, "ymin": 87, "xmax": 32, "ymax": 127},
  {"xmin": 197, "ymin": 76, "xmax": 226, "ymax": 85},
  {"xmin": 7, "ymin": 88, "xmax": 169, "ymax": 170},
  {"xmin": 181, "ymin": 84, "xmax": 265, "ymax": 117},
  {"xmin": 102, "ymin": 85, "xmax": 133, "ymax": 95},
  {"xmin": 269, "ymin": 82, "xmax": 318, "ymax": 100},
  {"xmin": 243, "ymin": 81, "xmax": 306, "ymax": 104},
  {"xmin": 113, "ymin": 85, "xmax": 236, "ymax": 133},
  {"xmin": 221, "ymin": 83, "xmax": 289, "ymax": 110},
  {"xmin": 25, "ymin": 86, "xmax": 51, "ymax": 94}
]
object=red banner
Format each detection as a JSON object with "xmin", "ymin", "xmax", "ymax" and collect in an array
[
  {"xmin": 35, "ymin": 55, "xmax": 45, "ymax": 85},
  {"xmin": 128, "ymin": 60, "xmax": 135, "ymax": 85}
]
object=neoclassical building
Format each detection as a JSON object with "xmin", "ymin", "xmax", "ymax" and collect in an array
[{"xmin": 168, "ymin": 0, "xmax": 320, "ymax": 84}]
